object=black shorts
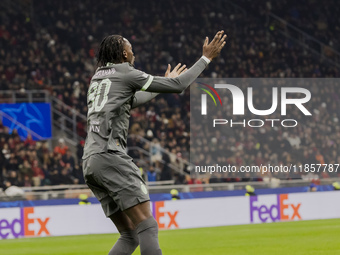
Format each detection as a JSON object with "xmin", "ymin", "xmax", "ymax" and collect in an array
[{"xmin": 83, "ymin": 151, "xmax": 150, "ymax": 217}]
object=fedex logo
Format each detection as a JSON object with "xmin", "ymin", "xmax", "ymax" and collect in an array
[
  {"xmin": 250, "ymin": 194, "xmax": 301, "ymax": 223},
  {"xmin": 0, "ymin": 207, "xmax": 50, "ymax": 239},
  {"xmin": 152, "ymin": 201, "xmax": 179, "ymax": 229}
]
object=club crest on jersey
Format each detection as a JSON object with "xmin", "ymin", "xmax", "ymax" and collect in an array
[{"xmin": 141, "ymin": 182, "xmax": 148, "ymax": 195}]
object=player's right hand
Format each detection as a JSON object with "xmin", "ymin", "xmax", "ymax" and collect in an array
[
  {"xmin": 202, "ymin": 30, "xmax": 227, "ymax": 61},
  {"xmin": 165, "ymin": 63, "xmax": 187, "ymax": 78}
]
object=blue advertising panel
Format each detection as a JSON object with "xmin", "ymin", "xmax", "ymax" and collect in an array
[{"xmin": 0, "ymin": 103, "xmax": 52, "ymax": 140}]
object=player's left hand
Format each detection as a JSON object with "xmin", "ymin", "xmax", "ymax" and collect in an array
[{"xmin": 165, "ymin": 63, "xmax": 187, "ymax": 78}]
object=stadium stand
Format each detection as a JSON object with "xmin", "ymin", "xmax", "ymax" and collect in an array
[
  {"xmin": 266, "ymin": 0, "xmax": 340, "ymax": 51},
  {"xmin": 0, "ymin": 0, "xmax": 339, "ymax": 188},
  {"xmin": 0, "ymin": 122, "xmax": 84, "ymax": 189}
]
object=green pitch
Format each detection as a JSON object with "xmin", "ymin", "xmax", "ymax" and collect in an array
[{"xmin": 1, "ymin": 219, "xmax": 340, "ymax": 255}]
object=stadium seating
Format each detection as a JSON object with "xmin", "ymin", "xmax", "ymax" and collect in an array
[{"xmin": 1, "ymin": 0, "xmax": 339, "ymax": 187}]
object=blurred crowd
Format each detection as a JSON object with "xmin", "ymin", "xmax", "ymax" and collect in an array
[
  {"xmin": 0, "ymin": 0, "xmax": 339, "ymax": 187},
  {"xmin": 0, "ymin": 121, "xmax": 85, "ymax": 189},
  {"xmin": 267, "ymin": 0, "xmax": 340, "ymax": 51}
]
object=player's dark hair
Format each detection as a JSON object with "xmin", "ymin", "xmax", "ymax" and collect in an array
[{"xmin": 97, "ymin": 35, "xmax": 125, "ymax": 66}]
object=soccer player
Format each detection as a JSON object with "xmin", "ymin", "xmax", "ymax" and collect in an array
[{"xmin": 82, "ymin": 31, "xmax": 226, "ymax": 255}]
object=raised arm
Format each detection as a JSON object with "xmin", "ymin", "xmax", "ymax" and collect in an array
[
  {"xmin": 127, "ymin": 31, "xmax": 227, "ymax": 94},
  {"xmin": 131, "ymin": 64, "xmax": 187, "ymax": 108}
]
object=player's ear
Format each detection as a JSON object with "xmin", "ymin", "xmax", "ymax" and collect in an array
[{"xmin": 123, "ymin": 50, "xmax": 128, "ymax": 59}]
